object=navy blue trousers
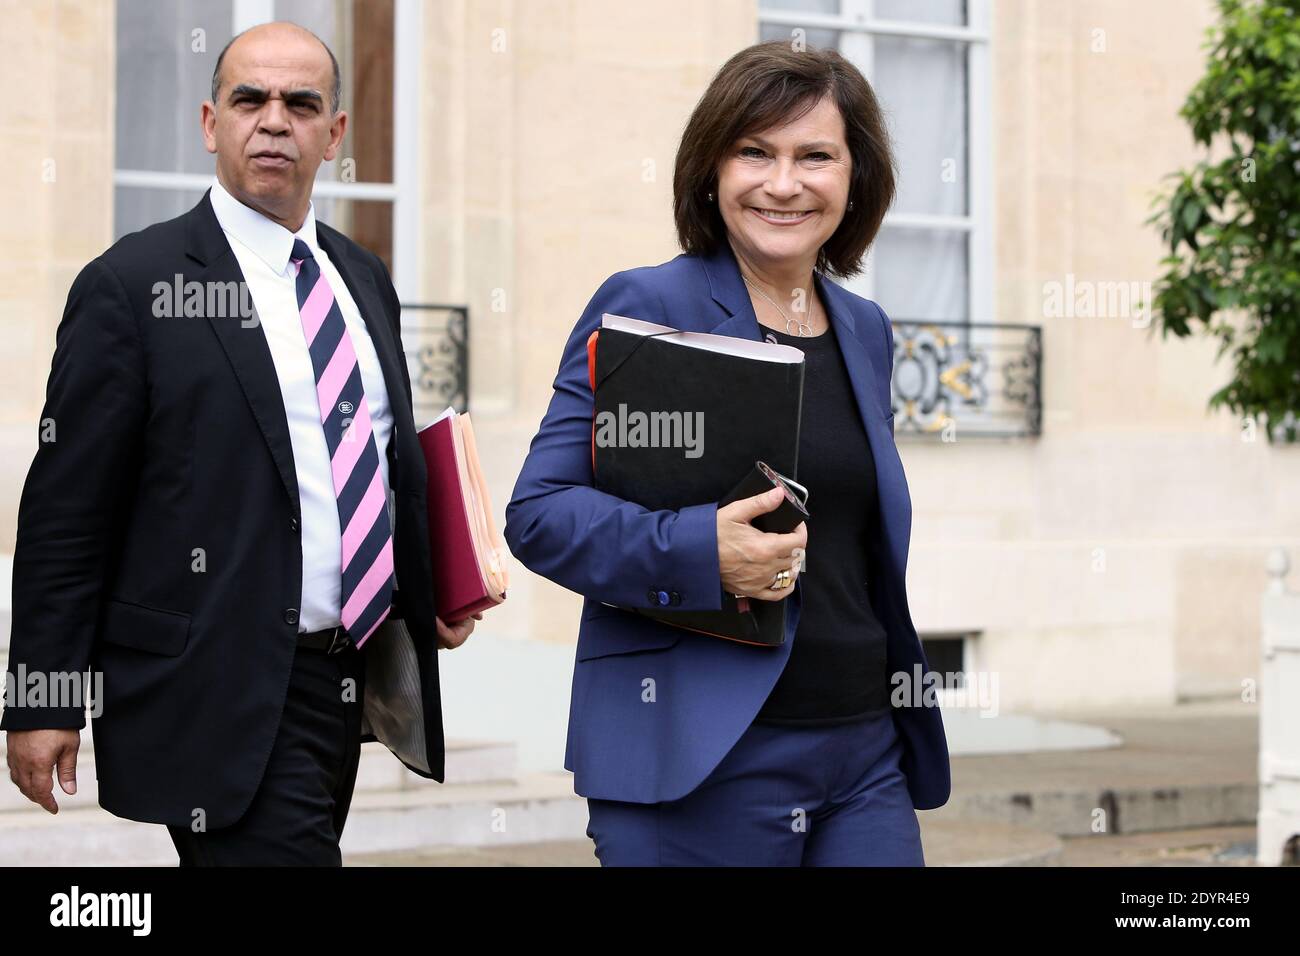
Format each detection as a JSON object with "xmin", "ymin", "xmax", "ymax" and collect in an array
[{"xmin": 586, "ymin": 710, "xmax": 924, "ymax": 866}]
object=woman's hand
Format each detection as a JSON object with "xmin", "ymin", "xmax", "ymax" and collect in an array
[
  {"xmin": 436, "ymin": 612, "xmax": 482, "ymax": 649},
  {"xmin": 716, "ymin": 486, "xmax": 807, "ymax": 601}
]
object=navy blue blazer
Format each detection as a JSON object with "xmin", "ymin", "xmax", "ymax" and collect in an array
[{"xmin": 504, "ymin": 241, "xmax": 951, "ymax": 809}]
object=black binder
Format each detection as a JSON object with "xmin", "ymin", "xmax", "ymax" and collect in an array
[{"xmin": 587, "ymin": 314, "xmax": 807, "ymax": 646}]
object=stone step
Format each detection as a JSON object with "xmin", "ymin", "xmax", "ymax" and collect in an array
[
  {"xmin": 3, "ymin": 733, "xmax": 1253, "ymax": 838},
  {"xmin": 0, "ymin": 801, "xmax": 1055, "ymax": 868},
  {"xmin": 0, "ymin": 771, "xmax": 586, "ymax": 866},
  {"xmin": 339, "ymin": 772, "xmax": 587, "ymax": 856},
  {"xmin": 921, "ymin": 818, "xmax": 1063, "ymax": 867},
  {"xmin": 941, "ymin": 704, "xmax": 1260, "ymax": 837},
  {"xmin": 354, "ymin": 739, "xmax": 518, "ymax": 791},
  {"xmin": 0, "ymin": 805, "xmax": 178, "ymax": 867},
  {"xmin": 0, "ymin": 737, "xmax": 518, "ymax": 813},
  {"xmin": 346, "ymin": 816, "xmax": 1062, "ymax": 867},
  {"xmin": 935, "ymin": 779, "xmax": 1258, "ymax": 837},
  {"xmin": 0, "ymin": 778, "xmax": 1061, "ymax": 868}
]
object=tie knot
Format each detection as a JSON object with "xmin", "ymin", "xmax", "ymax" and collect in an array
[{"xmin": 291, "ymin": 238, "xmax": 315, "ymax": 264}]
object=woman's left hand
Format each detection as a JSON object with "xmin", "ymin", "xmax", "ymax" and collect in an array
[{"xmin": 436, "ymin": 612, "xmax": 482, "ymax": 649}]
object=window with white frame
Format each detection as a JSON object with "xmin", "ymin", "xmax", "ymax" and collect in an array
[
  {"xmin": 113, "ymin": 0, "xmax": 421, "ymax": 297},
  {"xmin": 758, "ymin": 0, "xmax": 991, "ymax": 324}
]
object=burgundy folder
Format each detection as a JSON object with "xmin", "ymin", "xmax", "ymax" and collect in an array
[{"xmin": 417, "ymin": 408, "xmax": 508, "ymax": 623}]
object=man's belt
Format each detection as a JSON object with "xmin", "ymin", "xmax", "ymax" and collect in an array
[
  {"xmin": 296, "ymin": 592, "xmax": 404, "ymax": 654},
  {"xmin": 297, "ymin": 626, "xmax": 351, "ymax": 655}
]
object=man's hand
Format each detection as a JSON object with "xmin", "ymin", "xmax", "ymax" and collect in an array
[
  {"xmin": 6, "ymin": 728, "xmax": 81, "ymax": 814},
  {"xmin": 436, "ymin": 612, "xmax": 482, "ymax": 649}
]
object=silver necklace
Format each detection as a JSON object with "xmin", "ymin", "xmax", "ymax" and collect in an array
[{"xmin": 742, "ymin": 274, "xmax": 816, "ymax": 337}]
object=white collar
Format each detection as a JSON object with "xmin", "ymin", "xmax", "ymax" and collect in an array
[{"xmin": 209, "ymin": 178, "xmax": 320, "ymax": 275}]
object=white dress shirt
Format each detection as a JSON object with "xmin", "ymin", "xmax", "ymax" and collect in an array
[{"xmin": 209, "ymin": 178, "xmax": 395, "ymax": 633}]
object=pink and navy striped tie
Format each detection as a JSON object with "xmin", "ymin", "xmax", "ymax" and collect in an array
[{"xmin": 291, "ymin": 238, "xmax": 394, "ymax": 648}]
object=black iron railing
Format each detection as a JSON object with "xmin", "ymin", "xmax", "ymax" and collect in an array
[
  {"xmin": 888, "ymin": 321, "xmax": 1042, "ymax": 439},
  {"xmin": 400, "ymin": 304, "xmax": 468, "ymax": 419}
]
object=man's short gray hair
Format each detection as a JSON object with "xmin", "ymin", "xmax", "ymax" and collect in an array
[{"xmin": 210, "ymin": 23, "xmax": 342, "ymax": 113}]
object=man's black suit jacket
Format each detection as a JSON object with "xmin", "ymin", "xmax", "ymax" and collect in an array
[{"xmin": 0, "ymin": 190, "xmax": 445, "ymax": 828}]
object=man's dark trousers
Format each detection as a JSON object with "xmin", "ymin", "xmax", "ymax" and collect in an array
[{"xmin": 167, "ymin": 642, "xmax": 367, "ymax": 866}]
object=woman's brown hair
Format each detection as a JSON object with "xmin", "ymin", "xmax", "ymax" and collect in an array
[{"xmin": 673, "ymin": 40, "xmax": 896, "ymax": 279}]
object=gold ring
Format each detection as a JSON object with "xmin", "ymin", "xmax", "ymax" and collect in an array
[{"xmin": 770, "ymin": 569, "xmax": 791, "ymax": 590}]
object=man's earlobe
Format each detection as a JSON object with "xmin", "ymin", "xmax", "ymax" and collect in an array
[{"xmin": 199, "ymin": 102, "xmax": 218, "ymax": 154}]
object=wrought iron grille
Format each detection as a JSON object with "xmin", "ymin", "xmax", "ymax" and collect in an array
[
  {"xmin": 888, "ymin": 321, "xmax": 1042, "ymax": 439},
  {"xmin": 400, "ymin": 304, "xmax": 468, "ymax": 421}
]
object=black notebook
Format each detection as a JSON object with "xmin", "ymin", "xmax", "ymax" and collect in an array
[{"xmin": 587, "ymin": 313, "xmax": 807, "ymax": 646}]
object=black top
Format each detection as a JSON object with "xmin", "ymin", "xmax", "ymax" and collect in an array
[{"xmin": 754, "ymin": 320, "xmax": 891, "ymax": 725}]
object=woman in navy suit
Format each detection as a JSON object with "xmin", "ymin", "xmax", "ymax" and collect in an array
[{"xmin": 504, "ymin": 41, "xmax": 950, "ymax": 866}]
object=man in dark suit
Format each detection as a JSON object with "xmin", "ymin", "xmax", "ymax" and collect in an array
[{"xmin": 1, "ymin": 21, "xmax": 476, "ymax": 865}]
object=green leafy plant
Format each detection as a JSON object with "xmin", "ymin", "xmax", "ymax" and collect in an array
[{"xmin": 1148, "ymin": 0, "xmax": 1300, "ymax": 441}]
